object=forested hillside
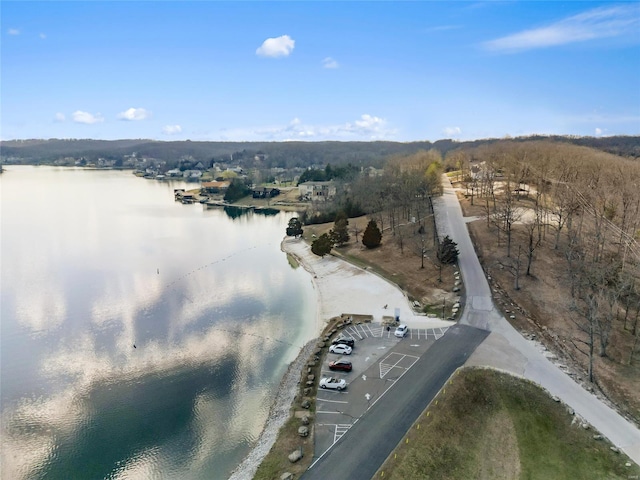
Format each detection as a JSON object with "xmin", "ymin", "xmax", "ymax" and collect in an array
[{"xmin": 2, "ymin": 136, "xmax": 638, "ymax": 168}]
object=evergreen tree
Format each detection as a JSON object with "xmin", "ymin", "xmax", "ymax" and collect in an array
[
  {"xmin": 224, "ymin": 178, "xmax": 250, "ymax": 202},
  {"xmin": 330, "ymin": 214, "xmax": 350, "ymax": 246},
  {"xmin": 437, "ymin": 235, "xmax": 459, "ymax": 264},
  {"xmin": 362, "ymin": 220, "xmax": 382, "ymax": 249},
  {"xmin": 286, "ymin": 217, "xmax": 304, "ymax": 238},
  {"xmin": 311, "ymin": 233, "xmax": 333, "ymax": 257}
]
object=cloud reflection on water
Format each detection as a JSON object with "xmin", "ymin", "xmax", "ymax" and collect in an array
[
  {"xmin": 1, "ymin": 167, "xmax": 316, "ymax": 480},
  {"xmin": 3, "ymin": 306, "xmax": 299, "ymax": 479}
]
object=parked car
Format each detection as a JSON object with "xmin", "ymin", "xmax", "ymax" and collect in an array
[
  {"xmin": 329, "ymin": 344, "xmax": 352, "ymax": 355},
  {"xmin": 394, "ymin": 324, "xmax": 409, "ymax": 338},
  {"xmin": 319, "ymin": 377, "xmax": 347, "ymax": 390},
  {"xmin": 331, "ymin": 337, "xmax": 355, "ymax": 347},
  {"xmin": 329, "ymin": 359, "xmax": 353, "ymax": 372}
]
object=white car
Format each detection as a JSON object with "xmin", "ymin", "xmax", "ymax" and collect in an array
[
  {"xmin": 394, "ymin": 324, "xmax": 409, "ymax": 338},
  {"xmin": 319, "ymin": 377, "xmax": 347, "ymax": 391},
  {"xmin": 329, "ymin": 344, "xmax": 352, "ymax": 355}
]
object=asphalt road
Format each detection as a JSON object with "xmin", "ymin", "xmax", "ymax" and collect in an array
[{"xmin": 302, "ymin": 323, "xmax": 489, "ymax": 480}]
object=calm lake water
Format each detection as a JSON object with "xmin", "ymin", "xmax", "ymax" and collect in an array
[{"xmin": 0, "ymin": 166, "xmax": 318, "ymax": 480}]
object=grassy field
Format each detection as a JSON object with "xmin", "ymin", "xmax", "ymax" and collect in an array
[{"xmin": 376, "ymin": 368, "xmax": 640, "ymax": 480}]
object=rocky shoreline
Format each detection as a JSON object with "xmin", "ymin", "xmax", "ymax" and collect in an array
[
  {"xmin": 228, "ymin": 339, "xmax": 317, "ymax": 480},
  {"xmin": 229, "ymin": 238, "xmax": 324, "ymax": 479}
]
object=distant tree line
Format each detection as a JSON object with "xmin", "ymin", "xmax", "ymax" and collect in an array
[
  {"xmin": 3, "ymin": 136, "xmax": 637, "ymax": 168},
  {"xmin": 297, "ymin": 163, "xmax": 361, "ymax": 184}
]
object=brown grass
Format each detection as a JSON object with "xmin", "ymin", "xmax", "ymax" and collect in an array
[
  {"xmin": 457, "ymin": 187, "xmax": 640, "ymax": 426},
  {"xmin": 477, "ymin": 410, "xmax": 521, "ymax": 480},
  {"xmin": 376, "ymin": 368, "xmax": 638, "ymax": 480},
  {"xmin": 302, "ymin": 215, "xmax": 461, "ymax": 314}
]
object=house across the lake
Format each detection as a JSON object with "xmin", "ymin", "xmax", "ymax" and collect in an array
[
  {"xmin": 201, "ymin": 180, "xmax": 231, "ymax": 195},
  {"xmin": 252, "ymin": 187, "xmax": 280, "ymax": 199},
  {"xmin": 298, "ymin": 181, "xmax": 336, "ymax": 202}
]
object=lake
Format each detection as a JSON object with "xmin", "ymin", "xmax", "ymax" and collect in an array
[{"xmin": 0, "ymin": 166, "xmax": 318, "ymax": 479}]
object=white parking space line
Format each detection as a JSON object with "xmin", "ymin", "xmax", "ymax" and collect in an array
[
  {"xmin": 379, "ymin": 363, "xmax": 392, "ymax": 378},
  {"xmin": 379, "ymin": 353, "xmax": 419, "ymax": 378},
  {"xmin": 367, "ymin": 323, "xmax": 382, "ymax": 337},
  {"xmin": 349, "ymin": 325, "xmax": 360, "ymax": 338},
  {"xmin": 358, "ymin": 323, "xmax": 369, "ymax": 338},
  {"xmin": 317, "ymin": 398, "xmax": 348, "ymax": 404},
  {"xmin": 317, "ymin": 389, "xmax": 347, "ymax": 395},
  {"xmin": 336, "ymin": 324, "xmax": 449, "ymax": 343},
  {"xmin": 335, "ymin": 424, "xmax": 351, "ymax": 443},
  {"xmin": 346, "ymin": 326, "xmax": 364, "ymax": 340}
]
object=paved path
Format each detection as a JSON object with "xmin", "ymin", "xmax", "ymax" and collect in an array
[
  {"xmin": 433, "ymin": 175, "xmax": 640, "ymax": 466},
  {"xmin": 302, "ymin": 324, "xmax": 489, "ymax": 480}
]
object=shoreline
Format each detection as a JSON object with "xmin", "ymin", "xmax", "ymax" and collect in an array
[
  {"xmin": 227, "ymin": 338, "xmax": 317, "ymax": 480},
  {"xmin": 228, "ymin": 238, "xmax": 324, "ymax": 480},
  {"xmin": 229, "ymin": 236, "xmax": 455, "ymax": 479}
]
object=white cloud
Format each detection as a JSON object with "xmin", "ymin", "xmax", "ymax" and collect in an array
[
  {"xmin": 482, "ymin": 5, "xmax": 640, "ymax": 53},
  {"xmin": 595, "ymin": 127, "xmax": 603, "ymax": 135},
  {"xmin": 117, "ymin": 107, "xmax": 150, "ymax": 121},
  {"xmin": 39, "ymin": 33, "xmax": 46, "ymax": 39},
  {"xmin": 352, "ymin": 114, "xmax": 386, "ymax": 132},
  {"xmin": 256, "ymin": 35, "xmax": 295, "ymax": 58},
  {"xmin": 54, "ymin": 112, "xmax": 65, "ymax": 122},
  {"xmin": 72, "ymin": 111, "xmax": 104, "ymax": 124},
  {"xmin": 322, "ymin": 57, "xmax": 339, "ymax": 69},
  {"xmin": 216, "ymin": 114, "xmax": 396, "ymax": 141},
  {"xmin": 162, "ymin": 125, "xmax": 182, "ymax": 135},
  {"xmin": 443, "ymin": 126, "xmax": 462, "ymax": 136},
  {"xmin": 8, "ymin": 28, "xmax": 20, "ymax": 35}
]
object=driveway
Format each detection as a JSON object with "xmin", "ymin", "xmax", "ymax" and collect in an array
[{"xmin": 433, "ymin": 174, "xmax": 640, "ymax": 466}]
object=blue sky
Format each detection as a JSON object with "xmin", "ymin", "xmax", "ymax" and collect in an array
[{"xmin": 2, "ymin": 1, "xmax": 639, "ymax": 142}]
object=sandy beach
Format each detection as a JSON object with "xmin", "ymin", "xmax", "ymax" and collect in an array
[
  {"xmin": 229, "ymin": 237, "xmax": 454, "ymax": 479},
  {"xmin": 283, "ymin": 236, "xmax": 455, "ymax": 330}
]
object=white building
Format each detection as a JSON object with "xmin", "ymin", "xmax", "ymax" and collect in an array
[{"xmin": 298, "ymin": 181, "xmax": 337, "ymax": 201}]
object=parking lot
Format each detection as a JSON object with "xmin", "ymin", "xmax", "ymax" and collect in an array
[
  {"xmin": 313, "ymin": 323, "xmax": 449, "ymax": 457},
  {"xmin": 340, "ymin": 322, "xmax": 449, "ymax": 341}
]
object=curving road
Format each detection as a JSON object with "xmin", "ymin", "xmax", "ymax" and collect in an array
[
  {"xmin": 302, "ymin": 176, "xmax": 639, "ymax": 479},
  {"xmin": 434, "ymin": 175, "xmax": 640, "ymax": 466}
]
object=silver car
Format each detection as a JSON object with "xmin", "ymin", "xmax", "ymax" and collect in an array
[
  {"xmin": 329, "ymin": 344, "xmax": 352, "ymax": 355},
  {"xmin": 394, "ymin": 324, "xmax": 408, "ymax": 337},
  {"xmin": 319, "ymin": 377, "xmax": 347, "ymax": 391}
]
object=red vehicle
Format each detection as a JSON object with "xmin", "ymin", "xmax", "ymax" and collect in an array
[{"xmin": 329, "ymin": 359, "xmax": 353, "ymax": 372}]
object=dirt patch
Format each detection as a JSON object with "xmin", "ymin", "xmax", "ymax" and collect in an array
[{"xmin": 478, "ymin": 410, "xmax": 521, "ymax": 480}]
